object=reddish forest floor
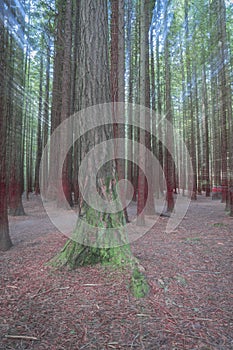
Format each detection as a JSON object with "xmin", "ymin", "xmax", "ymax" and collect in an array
[{"xmin": 0, "ymin": 194, "xmax": 233, "ymax": 350}]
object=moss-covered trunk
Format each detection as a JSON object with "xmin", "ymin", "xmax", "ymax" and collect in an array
[
  {"xmin": 51, "ymin": 199, "xmax": 149, "ymax": 297},
  {"xmin": 50, "ymin": 0, "xmax": 149, "ymax": 298}
]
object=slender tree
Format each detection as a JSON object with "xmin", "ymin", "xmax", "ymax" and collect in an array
[
  {"xmin": 110, "ymin": 0, "xmax": 129, "ymax": 221},
  {"xmin": 7, "ymin": 22, "xmax": 25, "ymax": 216},
  {"xmin": 34, "ymin": 50, "xmax": 44, "ymax": 195},
  {"xmin": 137, "ymin": 0, "xmax": 155, "ymax": 223},
  {"xmin": 57, "ymin": 0, "xmax": 73, "ymax": 208},
  {"xmin": 216, "ymin": 0, "xmax": 229, "ymax": 204},
  {"xmin": 202, "ymin": 62, "xmax": 211, "ymax": 197},
  {"xmin": 47, "ymin": 0, "xmax": 65, "ymax": 200},
  {"xmin": 164, "ymin": 25, "xmax": 175, "ymax": 212},
  {"xmin": 156, "ymin": 0, "xmax": 164, "ymax": 197},
  {"xmin": 0, "ymin": 13, "xmax": 13, "ymax": 251}
]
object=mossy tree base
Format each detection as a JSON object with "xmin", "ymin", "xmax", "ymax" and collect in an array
[
  {"xmin": 49, "ymin": 178, "xmax": 150, "ymax": 298},
  {"xmin": 130, "ymin": 268, "xmax": 150, "ymax": 298},
  {"xmin": 50, "ymin": 239, "xmax": 132, "ymax": 269},
  {"xmin": 50, "ymin": 239, "xmax": 149, "ymax": 298}
]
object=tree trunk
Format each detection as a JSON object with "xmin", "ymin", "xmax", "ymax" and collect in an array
[
  {"xmin": 144, "ymin": 2, "xmax": 155, "ymax": 216},
  {"xmin": 72, "ymin": 0, "xmax": 80, "ymax": 205},
  {"xmin": 50, "ymin": 0, "xmax": 149, "ymax": 297},
  {"xmin": 156, "ymin": 0, "xmax": 164, "ymax": 197},
  {"xmin": 110, "ymin": 0, "xmax": 128, "ymax": 221},
  {"xmin": 202, "ymin": 63, "xmax": 211, "ymax": 197},
  {"xmin": 47, "ymin": 0, "xmax": 65, "ymax": 200},
  {"xmin": 41, "ymin": 37, "xmax": 51, "ymax": 194},
  {"xmin": 193, "ymin": 64, "xmax": 202, "ymax": 195},
  {"xmin": 8, "ymin": 30, "xmax": 25, "ymax": 216},
  {"xmin": 185, "ymin": 0, "xmax": 197, "ymax": 200},
  {"xmin": 180, "ymin": 41, "xmax": 187, "ymax": 196},
  {"xmin": 34, "ymin": 51, "xmax": 43, "ymax": 195},
  {"xmin": 137, "ymin": 0, "xmax": 155, "ymax": 223},
  {"xmin": 0, "ymin": 18, "xmax": 12, "ymax": 251},
  {"xmin": 126, "ymin": 0, "xmax": 134, "ymax": 198},
  {"xmin": 164, "ymin": 35, "xmax": 175, "ymax": 212},
  {"xmin": 209, "ymin": 0, "xmax": 221, "ymax": 193},
  {"xmin": 216, "ymin": 0, "xmax": 228, "ymax": 204},
  {"xmin": 57, "ymin": 0, "xmax": 73, "ymax": 208}
]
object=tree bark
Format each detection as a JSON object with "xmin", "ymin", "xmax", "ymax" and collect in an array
[
  {"xmin": 47, "ymin": 0, "xmax": 65, "ymax": 200},
  {"xmin": 216, "ymin": 0, "xmax": 228, "ymax": 204},
  {"xmin": 34, "ymin": 51, "xmax": 43, "ymax": 195},
  {"xmin": 8, "ymin": 28, "xmax": 25, "ymax": 216},
  {"xmin": 137, "ymin": 0, "xmax": 155, "ymax": 223},
  {"xmin": 57, "ymin": 0, "xmax": 73, "ymax": 208},
  {"xmin": 202, "ymin": 63, "xmax": 211, "ymax": 197},
  {"xmin": 110, "ymin": 0, "xmax": 129, "ymax": 222},
  {"xmin": 50, "ymin": 0, "xmax": 149, "ymax": 297},
  {"xmin": 164, "ymin": 34, "xmax": 175, "ymax": 212},
  {"xmin": 0, "ymin": 17, "xmax": 13, "ymax": 251}
]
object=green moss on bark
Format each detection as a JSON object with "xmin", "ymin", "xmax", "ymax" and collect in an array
[
  {"xmin": 49, "ymin": 182, "xmax": 150, "ymax": 298},
  {"xmin": 130, "ymin": 268, "xmax": 150, "ymax": 298}
]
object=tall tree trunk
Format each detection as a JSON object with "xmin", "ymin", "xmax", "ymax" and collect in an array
[
  {"xmin": 126, "ymin": 0, "xmax": 134, "ymax": 198},
  {"xmin": 34, "ymin": 51, "xmax": 43, "ymax": 195},
  {"xmin": 51, "ymin": 0, "xmax": 149, "ymax": 297},
  {"xmin": 185, "ymin": 0, "xmax": 197, "ymax": 200},
  {"xmin": 137, "ymin": 0, "xmax": 155, "ymax": 223},
  {"xmin": 144, "ymin": 2, "xmax": 155, "ymax": 216},
  {"xmin": 24, "ymin": 41, "xmax": 33, "ymax": 199},
  {"xmin": 210, "ymin": 3, "xmax": 221, "ymax": 191},
  {"xmin": 0, "ymin": 18, "xmax": 12, "ymax": 251},
  {"xmin": 156, "ymin": 0, "xmax": 164, "ymax": 197},
  {"xmin": 164, "ymin": 32, "xmax": 174, "ymax": 212},
  {"xmin": 193, "ymin": 64, "xmax": 202, "ymax": 195},
  {"xmin": 8, "ymin": 33, "xmax": 25, "ymax": 216},
  {"xmin": 41, "ymin": 37, "xmax": 51, "ymax": 194},
  {"xmin": 202, "ymin": 63, "xmax": 211, "ymax": 197},
  {"xmin": 52, "ymin": 0, "xmax": 141, "ymax": 273},
  {"xmin": 72, "ymin": 0, "xmax": 80, "ymax": 205},
  {"xmin": 216, "ymin": 0, "xmax": 228, "ymax": 204},
  {"xmin": 110, "ymin": 0, "xmax": 128, "ymax": 221},
  {"xmin": 180, "ymin": 40, "xmax": 187, "ymax": 196},
  {"xmin": 47, "ymin": 0, "xmax": 65, "ymax": 200},
  {"xmin": 57, "ymin": 0, "xmax": 73, "ymax": 208}
]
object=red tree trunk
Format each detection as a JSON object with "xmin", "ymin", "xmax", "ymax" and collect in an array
[{"xmin": 0, "ymin": 18, "xmax": 12, "ymax": 250}]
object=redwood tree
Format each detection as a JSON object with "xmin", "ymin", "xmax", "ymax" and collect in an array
[
  {"xmin": 0, "ymin": 16, "xmax": 13, "ymax": 251},
  {"xmin": 52, "ymin": 0, "xmax": 146, "ymax": 282},
  {"xmin": 52, "ymin": 0, "xmax": 124, "ymax": 267},
  {"xmin": 137, "ymin": 0, "xmax": 155, "ymax": 223},
  {"xmin": 164, "ymin": 2, "xmax": 175, "ymax": 212},
  {"xmin": 58, "ymin": 0, "xmax": 73, "ymax": 207},
  {"xmin": 7, "ymin": 9, "xmax": 26, "ymax": 216}
]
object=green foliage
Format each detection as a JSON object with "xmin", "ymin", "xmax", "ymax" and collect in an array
[
  {"xmin": 183, "ymin": 237, "xmax": 201, "ymax": 244},
  {"xmin": 174, "ymin": 274, "xmax": 187, "ymax": 286},
  {"xmin": 212, "ymin": 222, "xmax": 227, "ymax": 228},
  {"xmin": 130, "ymin": 268, "xmax": 150, "ymax": 298}
]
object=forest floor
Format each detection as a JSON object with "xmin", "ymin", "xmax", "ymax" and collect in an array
[{"xmin": 0, "ymin": 194, "xmax": 232, "ymax": 350}]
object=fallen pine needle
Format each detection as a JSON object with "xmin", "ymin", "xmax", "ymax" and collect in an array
[
  {"xmin": 31, "ymin": 287, "xmax": 55, "ymax": 299},
  {"xmin": 31, "ymin": 287, "xmax": 70, "ymax": 299},
  {"xmin": 108, "ymin": 342, "xmax": 119, "ymax": 349},
  {"xmin": 6, "ymin": 285, "xmax": 18, "ymax": 289},
  {"xmin": 5, "ymin": 335, "xmax": 38, "ymax": 341},
  {"xmin": 188, "ymin": 270, "xmax": 221, "ymax": 275},
  {"xmin": 136, "ymin": 314, "xmax": 149, "ymax": 317}
]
